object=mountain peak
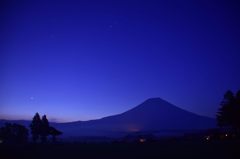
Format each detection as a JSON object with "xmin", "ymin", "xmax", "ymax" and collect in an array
[
  {"xmin": 122, "ymin": 97, "xmax": 177, "ymax": 116},
  {"xmin": 144, "ymin": 97, "xmax": 166, "ymax": 103},
  {"xmin": 139, "ymin": 98, "xmax": 171, "ymax": 108}
]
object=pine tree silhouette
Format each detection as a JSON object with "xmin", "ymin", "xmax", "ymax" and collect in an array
[
  {"xmin": 40, "ymin": 115, "xmax": 50, "ymax": 143},
  {"xmin": 30, "ymin": 113, "xmax": 62, "ymax": 143},
  {"xmin": 30, "ymin": 113, "xmax": 42, "ymax": 142},
  {"xmin": 217, "ymin": 90, "xmax": 240, "ymax": 135}
]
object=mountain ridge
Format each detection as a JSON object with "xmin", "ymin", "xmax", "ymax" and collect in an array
[{"xmin": 0, "ymin": 98, "xmax": 216, "ymax": 137}]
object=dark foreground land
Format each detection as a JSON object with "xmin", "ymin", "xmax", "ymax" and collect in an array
[{"xmin": 1, "ymin": 140, "xmax": 239, "ymax": 159}]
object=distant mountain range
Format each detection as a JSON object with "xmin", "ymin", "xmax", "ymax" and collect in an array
[{"xmin": 0, "ymin": 98, "xmax": 216, "ymax": 137}]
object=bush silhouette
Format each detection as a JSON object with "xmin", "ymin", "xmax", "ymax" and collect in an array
[
  {"xmin": 49, "ymin": 126, "xmax": 62, "ymax": 142},
  {"xmin": 0, "ymin": 123, "xmax": 28, "ymax": 144}
]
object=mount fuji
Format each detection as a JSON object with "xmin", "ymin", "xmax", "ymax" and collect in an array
[
  {"xmin": 54, "ymin": 98, "xmax": 216, "ymax": 137},
  {"xmin": 0, "ymin": 98, "xmax": 216, "ymax": 137}
]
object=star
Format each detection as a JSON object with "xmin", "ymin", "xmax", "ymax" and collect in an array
[{"xmin": 29, "ymin": 96, "xmax": 35, "ymax": 101}]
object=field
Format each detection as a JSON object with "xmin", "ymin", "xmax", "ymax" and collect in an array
[{"xmin": 1, "ymin": 139, "xmax": 239, "ymax": 159}]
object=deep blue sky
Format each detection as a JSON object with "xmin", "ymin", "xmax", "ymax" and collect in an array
[{"xmin": 1, "ymin": 0, "xmax": 240, "ymax": 122}]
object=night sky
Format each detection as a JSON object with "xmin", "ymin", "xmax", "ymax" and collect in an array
[{"xmin": 1, "ymin": 0, "xmax": 240, "ymax": 122}]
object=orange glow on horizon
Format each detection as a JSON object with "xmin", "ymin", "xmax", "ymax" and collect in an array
[{"xmin": 128, "ymin": 126, "xmax": 140, "ymax": 132}]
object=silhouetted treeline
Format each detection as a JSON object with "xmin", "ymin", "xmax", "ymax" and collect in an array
[
  {"xmin": 30, "ymin": 113, "xmax": 62, "ymax": 143},
  {"xmin": 0, "ymin": 113, "xmax": 62, "ymax": 144},
  {"xmin": 217, "ymin": 90, "xmax": 240, "ymax": 135},
  {"xmin": 0, "ymin": 123, "xmax": 28, "ymax": 144}
]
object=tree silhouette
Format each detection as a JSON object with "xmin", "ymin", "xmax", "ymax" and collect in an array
[
  {"xmin": 0, "ymin": 123, "xmax": 28, "ymax": 144},
  {"xmin": 217, "ymin": 90, "xmax": 240, "ymax": 135},
  {"xmin": 30, "ymin": 113, "xmax": 63, "ymax": 143},
  {"xmin": 217, "ymin": 90, "xmax": 235, "ymax": 127},
  {"xmin": 30, "ymin": 113, "xmax": 42, "ymax": 142},
  {"xmin": 234, "ymin": 90, "xmax": 240, "ymax": 132},
  {"xmin": 40, "ymin": 115, "xmax": 50, "ymax": 143},
  {"xmin": 49, "ymin": 126, "xmax": 62, "ymax": 142}
]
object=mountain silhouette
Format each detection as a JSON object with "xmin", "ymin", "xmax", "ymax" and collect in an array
[
  {"xmin": 54, "ymin": 98, "xmax": 216, "ymax": 137},
  {"xmin": 0, "ymin": 98, "xmax": 216, "ymax": 137}
]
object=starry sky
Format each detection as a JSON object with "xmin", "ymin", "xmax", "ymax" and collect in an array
[{"xmin": 1, "ymin": 0, "xmax": 240, "ymax": 122}]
